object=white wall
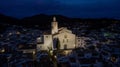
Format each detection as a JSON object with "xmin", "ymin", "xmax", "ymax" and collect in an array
[
  {"xmin": 54, "ymin": 32, "xmax": 76, "ymax": 49},
  {"xmin": 37, "ymin": 35, "xmax": 53, "ymax": 51}
]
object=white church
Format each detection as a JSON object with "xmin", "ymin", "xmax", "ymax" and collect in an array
[{"xmin": 37, "ymin": 17, "xmax": 85, "ymax": 51}]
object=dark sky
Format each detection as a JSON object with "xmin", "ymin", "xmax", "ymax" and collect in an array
[{"xmin": 0, "ymin": 0, "xmax": 120, "ymax": 18}]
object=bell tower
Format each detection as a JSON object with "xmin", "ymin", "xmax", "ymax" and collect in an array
[{"xmin": 51, "ymin": 17, "xmax": 58, "ymax": 34}]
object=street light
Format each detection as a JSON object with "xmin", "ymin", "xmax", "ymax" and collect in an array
[
  {"xmin": 50, "ymin": 50, "xmax": 53, "ymax": 55},
  {"xmin": 111, "ymin": 57, "xmax": 118, "ymax": 63},
  {"xmin": 32, "ymin": 51, "xmax": 36, "ymax": 60},
  {"xmin": 1, "ymin": 48, "xmax": 5, "ymax": 53},
  {"xmin": 64, "ymin": 50, "xmax": 69, "ymax": 56},
  {"xmin": 32, "ymin": 51, "xmax": 36, "ymax": 67}
]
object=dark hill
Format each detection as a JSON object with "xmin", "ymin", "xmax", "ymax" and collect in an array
[
  {"xmin": 0, "ymin": 13, "xmax": 120, "ymax": 30},
  {"xmin": 0, "ymin": 14, "xmax": 19, "ymax": 25}
]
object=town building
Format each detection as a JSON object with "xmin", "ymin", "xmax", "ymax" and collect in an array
[{"xmin": 37, "ymin": 17, "xmax": 76, "ymax": 51}]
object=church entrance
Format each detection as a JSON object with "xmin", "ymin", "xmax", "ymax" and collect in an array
[{"xmin": 64, "ymin": 44, "xmax": 67, "ymax": 49}]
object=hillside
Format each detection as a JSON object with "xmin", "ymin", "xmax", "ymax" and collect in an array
[{"xmin": 0, "ymin": 14, "xmax": 120, "ymax": 30}]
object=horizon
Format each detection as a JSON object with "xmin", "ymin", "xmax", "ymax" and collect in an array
[
  {"xmin": 0, "ymin": 0, "xmax": 120, "ymax": 19},
  {"xmin": 1, "ymin": 13, "xmax": 120, "ymax": 20}
]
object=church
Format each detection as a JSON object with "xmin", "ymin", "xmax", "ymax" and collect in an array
[{"xmin": 37, "ymin": 17, "xmax": 76, "ymax": 51}]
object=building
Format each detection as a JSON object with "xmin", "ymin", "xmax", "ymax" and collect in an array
[
  {"xmin": 37, "ymin": 17, "xmax": 76, "ymax": 51},
  {"xmin": 76, "ymin": 37, "xmax": 86, "ymax": 48},
  {"xmin": 37, "ymin": 34, "xmax": 53, "ymax": 51},
  {"xmin": 17, "ymin": 44, "xmax": 36, "ymax": 54}
]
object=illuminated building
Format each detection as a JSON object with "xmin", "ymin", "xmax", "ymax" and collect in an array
[{"xmin": 37, "ymin": 17, "xmax": 76, "ymax": 51}]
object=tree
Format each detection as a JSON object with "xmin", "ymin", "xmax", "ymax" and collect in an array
[
  {"xmin": 47, "ymin": 38, "xmax": 61, "ymax": 67},
  {"xmin": 47, "ymin": 47, "xmax": 57, "ymax": 67}
]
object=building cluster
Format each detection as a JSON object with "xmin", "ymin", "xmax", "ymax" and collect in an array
[{"xmin": 0, "ymin": 17, "xmax": 120, "ymax": 67}]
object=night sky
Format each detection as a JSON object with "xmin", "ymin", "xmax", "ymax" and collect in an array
[{"xmin": 0, "ymin": 0, "xmax": 120, "ymax": 18}]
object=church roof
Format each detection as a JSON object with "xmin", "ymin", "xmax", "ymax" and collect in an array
[
  {"xmin": 58, "ymin": 27, "xmax": 66, "ymax": 31},
  {"xmin": 58, "ymin": 27, "xmax": 72, "ymax": 33},
  {"xmin": 52, "ymin": 27, "xmax": 72, "ymax": 36}
]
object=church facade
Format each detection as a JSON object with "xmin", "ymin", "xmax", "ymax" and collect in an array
[{"xmin": 37, "ymin": 17, "xmax": 76, "ymax": 51}]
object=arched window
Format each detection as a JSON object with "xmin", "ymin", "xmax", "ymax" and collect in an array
[{"xmin": 67, "ymin": 39, "xmax": 68, "ymax": 42}]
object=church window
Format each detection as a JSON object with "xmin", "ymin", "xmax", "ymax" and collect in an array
[
  {"xmin": 64, "ymin": 35, "xmax": 67, "ymax": 38},
  {"xmin": 63, "ymin": 39, "xmax": 65, "ymax": 43},
  {"xmin": 67, "ymin": 39, "xmax": 68, "ymax": 42}
]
